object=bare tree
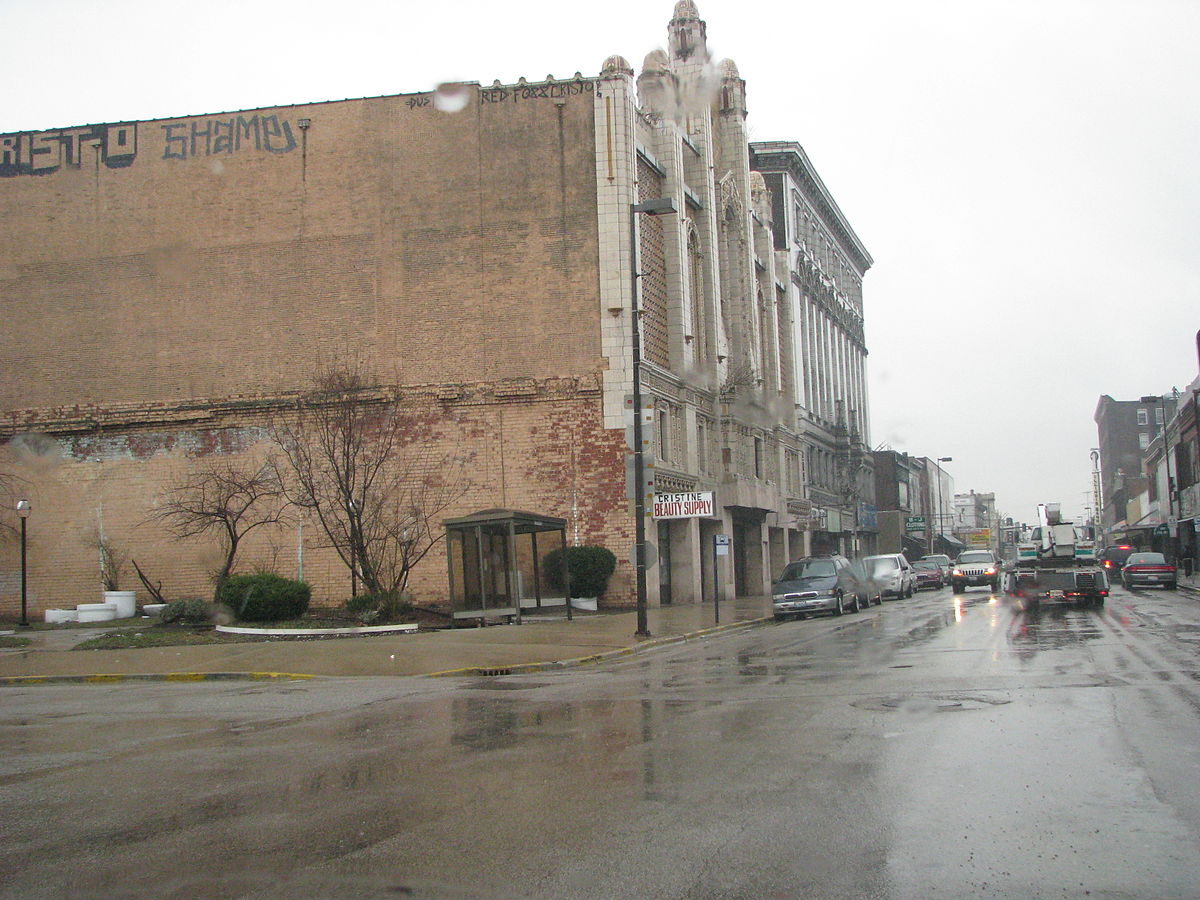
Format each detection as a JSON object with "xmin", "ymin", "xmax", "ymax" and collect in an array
[
  {"xmin": 151, "ymin": 461, "xmax": 289, "ymax": 599},
  {"xmin": 83, "ymin": 528, "xmax": 128, "ymax": 591},
  {"xmin": 271, "ymin": 361, "xmax": 468, "ymax": 597}
]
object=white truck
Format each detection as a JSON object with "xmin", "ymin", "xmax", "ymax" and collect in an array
[{"xmin": 1005, "ymin": 503, "xmax": 1109, "ymax": 607}]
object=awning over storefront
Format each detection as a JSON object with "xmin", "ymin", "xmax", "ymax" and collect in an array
[{"xmin": 935, "ymin": 532, "xmax": 966, "ymax": 555}]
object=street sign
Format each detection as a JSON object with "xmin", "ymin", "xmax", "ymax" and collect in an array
[
  {"xmin": 714, "ymin": 533, "xmax": 730, "ymax": 556},
  {"xmin": 905, "ymin": 515, "xmax": 926, "ymax": 534}
]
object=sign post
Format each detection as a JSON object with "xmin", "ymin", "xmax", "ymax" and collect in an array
[{"xmin": 714, "ymin": 533, "xmax": 730, "ymax": 624}]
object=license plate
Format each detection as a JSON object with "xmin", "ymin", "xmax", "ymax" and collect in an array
[{"xmin": 1048, "ymin": 590, "xmax": 1064, "ymax": 598}]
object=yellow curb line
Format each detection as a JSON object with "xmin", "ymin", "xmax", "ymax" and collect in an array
[{"xmin": 0, "ymin": 672, "xmax": 317, "ymax": 686}]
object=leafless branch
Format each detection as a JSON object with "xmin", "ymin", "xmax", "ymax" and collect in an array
[
  {"xmin": 271, "ymin": 359, "xmax": 470, "ymax": 597},
  {"xmin": 149, "ymin": 461, "xmax": 289, "ymax": 599}
]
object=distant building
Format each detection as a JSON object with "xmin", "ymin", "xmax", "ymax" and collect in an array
[
  {"xmin": 953, "ymin": 490, "xmax": 998, "ymax": 551},
  {"xmin": 871, "ymin": 450, "xmax": 925, "ymax": 559},
  {"xmin": 1094, "ymin": 392, "xmax": 1178, "ymax": 544}
]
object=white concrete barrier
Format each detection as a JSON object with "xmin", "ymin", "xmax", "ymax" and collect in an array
[{"xmin": 76, "ymin": 603, "xmax": 118, "ymax": 623}]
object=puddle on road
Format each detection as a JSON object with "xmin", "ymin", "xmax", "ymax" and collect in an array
[{"xmin": 852, "ymin": 695, "xmax": 1012, "ymax": 714}]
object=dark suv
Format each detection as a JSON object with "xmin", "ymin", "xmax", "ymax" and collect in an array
[
  {"xmin": 772, "ymin": 555, "xmax": 858, "ymax": 619},
  {"xmin": 1097, "ymin": 544, "xmax": 1136, "ymax": 575}
]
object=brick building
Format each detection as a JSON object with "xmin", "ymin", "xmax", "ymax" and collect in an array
[{"xmin": 0, "ymin": 2, "xmax": 873, "ymax": 617}]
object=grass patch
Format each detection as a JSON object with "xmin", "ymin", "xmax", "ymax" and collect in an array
[
  {"xmin": 0, "ymin": 635, "xmax": 33, "ymax": 648},
  {"xmin": 73, "ymin": 627, "xmax": 260, "ymax": 650}
]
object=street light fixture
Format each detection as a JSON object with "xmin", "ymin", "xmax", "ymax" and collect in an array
[
  {"xmin": 16, "ymin": 500, "xmax": 31, "ymax": 627},
  {"xmin": 630, "ymin": 197, "xmax": 677, "ymax": 638}
]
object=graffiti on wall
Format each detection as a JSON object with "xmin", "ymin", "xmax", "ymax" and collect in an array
[
  {"xmin": 478, "ymin": 80, "xmax": 594, "ymax": 105},
  {"xmin": 162, "ymin": 114, "xmax": 296, "ymax": 160},
  {"xmin": 0, "ymin": 122, "xmax": 137, "ymax": 177}
]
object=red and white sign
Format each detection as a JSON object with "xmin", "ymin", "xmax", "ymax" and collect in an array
[{"xmin": 652, "ymin": 491, "xmax": 715, "ymax": 519}]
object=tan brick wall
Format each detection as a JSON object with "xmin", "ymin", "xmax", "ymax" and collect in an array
[
  {"xmin": 0, "ymin": 379, "xmax": 634, "ymax": 619},
  {"xmin": 0, "ymin": 82, "xmax": 601, "ymax": 410}
]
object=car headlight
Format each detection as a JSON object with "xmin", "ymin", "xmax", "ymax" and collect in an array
[
  {"xmin": 952, "ymin": 568, "xmax": 963, "ymax": 576},
  {"xmin": 984, "ymin": 568, "xmax": 996, "ymax": 575}
]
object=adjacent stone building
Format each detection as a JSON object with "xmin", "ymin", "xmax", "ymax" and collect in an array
[{"xmin": 0, "ymin": 2, "xmax": 874, "ymax": 617}]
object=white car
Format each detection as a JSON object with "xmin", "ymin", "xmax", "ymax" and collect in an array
[{"xmin": 862, "ymin": 553, "xmax": 916, "ymax": 600}]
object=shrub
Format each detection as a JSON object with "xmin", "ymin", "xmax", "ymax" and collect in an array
[
  {"xmin": 217, "ymin": 573, "xmax": 311, "ymax": 623},
  {"xmin": 159, "ymin": 598, "xmax": 212, "ymax": 625},
  {"xmin": 344, "ymin": 591, "xmax": 411, "ymax": 624},
  {"xmin": 544, "ymin": 546, "xmax": 617, "ymax": 598}
]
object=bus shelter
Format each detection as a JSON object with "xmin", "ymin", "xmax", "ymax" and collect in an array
[{"xmin": 443, "ymin": 509, "xmax": 572, "ymax": 626}]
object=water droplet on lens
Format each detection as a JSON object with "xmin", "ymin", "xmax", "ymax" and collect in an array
[{"xmin": 434, "ymin": 83, "xmax": 469, "ymax": 113}]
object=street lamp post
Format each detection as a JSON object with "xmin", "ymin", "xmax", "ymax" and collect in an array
[
  {"xmin": 16, "ymin": 500, "xmax": 31, "ymax": 627},
  {"xmin": 630, "ymin": 197, "xmax": 676, "ymax": 638}
]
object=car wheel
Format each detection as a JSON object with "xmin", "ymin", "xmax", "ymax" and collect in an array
[
  {"xmin": 850, "ymin": 594, "xmax": 861, "ymax": 613},
  {"xmin": 907, "ymin": 583, "xmax": 915, "ymax": 598},
  {"xmin": 1167, "ymin": 581, "xmax": 1177, "ymax": 590},
  {"xmin": 832, "ymin": 593, "xmax": 843, "ymax": 616},
  {"xmin": 774, "ymin": 613, "xmax": 788, "ymax": 622}
]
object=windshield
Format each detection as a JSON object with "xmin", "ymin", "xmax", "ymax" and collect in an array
[
  {"xmin": 1126, "ymin": 552, "xmax": 1167, "ymax": 565},
  {"xmin": 913, "ymin": 561, "xmax": 940, "ymax": 570},
  {"xmin": 779, "ymin": 559, "xmax": 837, "ymax": 580},
  {"xmin": 958, "ymin": 552, "xmax": 994, "ymax": 564}
]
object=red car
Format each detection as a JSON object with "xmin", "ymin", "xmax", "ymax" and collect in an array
[
  {"xmin": 1121, "ymin": 552, "xmax": 1178, "ymax": 590},
  {"xmin": 912, "ymin": 560, "xmax": 946, "ymax": 590}
]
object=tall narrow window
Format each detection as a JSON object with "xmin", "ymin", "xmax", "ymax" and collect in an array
[{"xmin": 687, "ymin": 228, "xmax": 706, "ymax": 365}]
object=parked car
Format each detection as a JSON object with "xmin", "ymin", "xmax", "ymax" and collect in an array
[
  {"xmin": 771, "ymin": 555, "xmax": 859, "ymax": 619},
  {"xmin": 1097, "ymin": 544, "xmax": 1137, "ymax": 574},
  {"xmin": 1121, "ymin": 552, "xmax": 1178, "ymax": 590},
  {"xmin": 920, "ymin": 554, "xmax": 953, "ymax": 579},
  {"xmin": 848, "ymin": 558, "xmax": 884, "ymax": 607},
  {"xmin": 862, "ymin": 553, "xmax": 916, "ymax": 600},
  {"xmin": 951, "ymin": 550, "xmax": 1001, "ymax": 593},
  {"xmin": 911, "ymin": 559, "xmax": 946, "ymax": 590}
]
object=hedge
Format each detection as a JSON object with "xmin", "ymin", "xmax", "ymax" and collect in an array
[
  {"xmin": 543, "ymin": 546, "xmax": 617, "ymax": 598},
  {"xmin": 217, "ymin": 573, "xmax": 311, "ymax": 623}
]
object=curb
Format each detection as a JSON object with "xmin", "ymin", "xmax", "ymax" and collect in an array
[
  {"xmin": 425, "ymin": 614, "xmax": 772, "ymax": 678},
  {"xmin": 0, "ymin": 614, "xmax": 774, "ymax": 686},
  {"xmin": 0, "ymin": 671, "xmax": 317, "ymax": 686}
]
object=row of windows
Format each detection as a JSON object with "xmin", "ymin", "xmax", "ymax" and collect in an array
[
  {"xmin": 1137, "ymin": 407, "xmax": 1165, "ymax": 426},
  {"xmin": 651, "ymin": 399, "xmax": 804, "ymax": 495}
]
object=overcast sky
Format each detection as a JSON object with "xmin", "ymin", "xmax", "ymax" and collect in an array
[{"xmin": 4, "ymin": 0, "xmax": 1198, "ymax": 523}]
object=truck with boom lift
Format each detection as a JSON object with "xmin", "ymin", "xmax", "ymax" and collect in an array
[{"xmin": 1005, "ymin": 503, "xmax": 1109, "ymax": 607}]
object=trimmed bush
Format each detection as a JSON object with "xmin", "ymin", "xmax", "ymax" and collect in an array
[
  {"xmin": 544, "ymin": 545, "xmax": 617, "ymax": 598},
  {"xmin": 159, "ymin": 598, "xmax": 211, "ymax": 625},
  {"xmin": 217, "ymin": 573, "xmax": 311, "ymax": 623}
]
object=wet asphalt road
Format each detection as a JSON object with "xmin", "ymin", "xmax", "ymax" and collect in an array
[{"xmin": 2, "ymin": 585, "xmax": 1200, "ymax": 899}]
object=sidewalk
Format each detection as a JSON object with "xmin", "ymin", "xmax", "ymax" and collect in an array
[{"xmin": 0, "ymin": 596, "xmax": 774, "ymax": 684}]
